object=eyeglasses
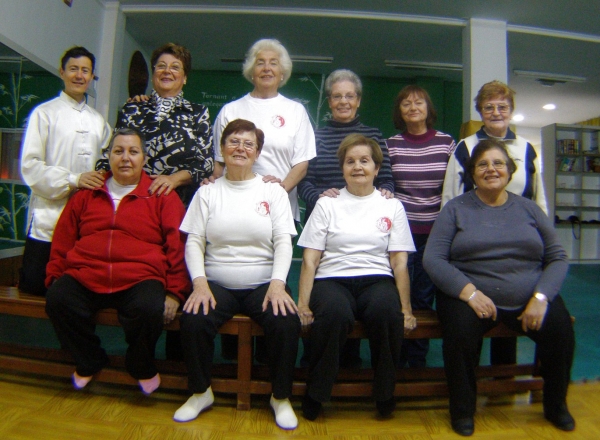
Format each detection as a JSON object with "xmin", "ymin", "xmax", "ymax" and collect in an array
[
  {"xmin": 476, "ymin": 160, "xmax": 507, "ymax": 171},
  {"xmin": 481, "ymin": 104, "xmax": 511, "ymax": 114},
  {"xmin": 330, "ymin": 93, "xmax": 358, "ymax": 102},
  {"xmin": 154, "ymin": 63, "xmax": 184, "ymax": 74},
  {"xmin": 226, "ymin": 138, "xmax": 257, "ymax": 150}
]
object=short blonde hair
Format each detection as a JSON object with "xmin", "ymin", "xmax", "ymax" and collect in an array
[{"xmin": 242, "ymin": 39, "xmax": 293, "ymax": 87}]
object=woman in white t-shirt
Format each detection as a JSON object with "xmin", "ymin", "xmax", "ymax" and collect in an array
[
  {"xmin": 174, "ymin": 119, "xmax": 301, "ymax": 430},
  {"xmin": 211, "ymin": 38, "xmax": 316, "ymax": 222},
  {"xmin": 297, "ymin": 134, "xmax": 416, "ymax": 420}
]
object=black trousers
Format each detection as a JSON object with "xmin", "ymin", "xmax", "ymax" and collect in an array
[
  {"xmin": 45, "ymin": 275, "xmax": 165, "ymax": 379},
  {"xmin": 180, "ymin": 281, "xmax": 301, "ymax": 399},
  {"xmin": 306, "ymin": 276, "xmax": 404, "ymax": 403},
  {"xmin": 436, "ymin": 291, "xmax": 575, "ymax": 421},
  {"xmin": 19, "ymin": 236, "xmax": 51, "ymax": 296}
]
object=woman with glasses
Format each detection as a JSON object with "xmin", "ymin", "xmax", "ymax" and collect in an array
[
  {"xmin": 97, "ymin": 43, "xmax": 213, "ymax": 207},
  {"xmin": 440, "ymin": 80, "xmax": 548, "ymax": 373},
  {"xmin": 385, "ymin": 85, "xmax": 456, "ymax": 369},
  {"xmin": 298, "ymin": 69, "xmax": 394, "ymax": 221},
  {"xmin": 174, "ymin": 119, "xmax": 301, "ymax": 430},
  {"xmin": 211, "ymin": 38, "xmax": 315, "ymax": 223},
  {"xmin": 442, "ymin": 80, "xmax": 546, "ymax": 212},
  {"xmin": 424, "ymin": 140, "xmax": 574, "ymax": 436}
]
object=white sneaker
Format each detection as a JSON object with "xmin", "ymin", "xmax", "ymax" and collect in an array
[
  {"xmin": 270, "ymin": 395, "xmax": 298, "ymax": 430},
  {"xmin": 173, "ymin": 387, "xmax": 214, "ymax": 422}
]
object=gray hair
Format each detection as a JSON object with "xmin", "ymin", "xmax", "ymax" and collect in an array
[
  {"xmin": 108, "ymin": 127, "xmax": 147, "ymax": 155},
  {"xmin": 242, "ymin": 39, "xmax": 293, "ymax": 87},
  {"xmin": 325, "ymin": 69, "xmax": 363, "ymax": 97}
]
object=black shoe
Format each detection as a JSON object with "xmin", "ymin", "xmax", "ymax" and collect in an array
[
  {"xmin": 544, "ymin": 404, "xmax": 575, "ymax": 431},
  {"xmin": 302, "ymin": 394, "xmax": 322, "ymax": 421},
  {"xmin": 376, "ymin": 396, "xmax": 396, "ymax": 417},
  {"xmin": 451, "ymin": 417, "xmax": 474, "ymax": 436}
]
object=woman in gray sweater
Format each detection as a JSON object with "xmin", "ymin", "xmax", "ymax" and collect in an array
[{"xmin": 423, "ymin": 139, "xmax": 575, "ymax": 436}]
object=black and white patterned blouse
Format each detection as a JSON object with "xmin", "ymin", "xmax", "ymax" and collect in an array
[{"xmin": 97, "ymin": 91, "xmax": 214, "ymax": 207}]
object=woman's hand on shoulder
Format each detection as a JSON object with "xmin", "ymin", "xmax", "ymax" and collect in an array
[
  {"xmin": 378, "ymin": 188, "xmax": 394, "ymax": 199},
  {"xmin": 148, "ymin": 173, "xmax": 187, "ymax": 196},
  {"xmin": 262, "ymin": 279, "xmax": 298, "ymax": 317},
  {"xmin": 127, "ymin": 94, "xmax": 150, "ymax": 103},
  {"xmin": 201, "ymin": 175, "xmax": 217, "ymax": 186},
  {"xmin": 517, "ymin": 295, "xmax": 548, "ymax": 332},
  {"xmin": 164, "ymin": 294, "xmax": 180, "ymax": 324},
  {"xmin": 319, "ymin": 188, "xmax": 341, "ymax": 199},
  {"xmin": 183, "ymin": 277, "xmax": 216, "ymax": 315}
]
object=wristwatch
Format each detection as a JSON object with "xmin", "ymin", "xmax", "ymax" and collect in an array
[{"xmin": 534, "ymin": 292, "xmax": 548, "ymax": 302}]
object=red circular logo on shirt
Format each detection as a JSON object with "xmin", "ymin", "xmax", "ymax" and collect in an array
[
  {"xmin": 376, "ymin": 217, "xmax": 392, "ymax": 232},
  {"xmin": 256, "ymin": 201, "xmax": 270, "ymax": 216},
  {"xmin": 271, "ymin": 115, "xmax": 285, "ymax": 128}
]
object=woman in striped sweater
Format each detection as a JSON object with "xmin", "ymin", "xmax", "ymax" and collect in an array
[
  {"xmin": 386, "ymin": 85, "xmax": 456, "ymax": 368},
  {"xmin": 298, "ymin": 69, "xmax": 395, "ymax": 221}
]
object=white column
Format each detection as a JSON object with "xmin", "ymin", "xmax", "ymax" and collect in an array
[
  {"xmin": 95, "ymin": 1, "xmax": 126, "ymax": 124},
  {"xmin": 462, "ymin": 18, "xmax": 508, "ymax": 123}
]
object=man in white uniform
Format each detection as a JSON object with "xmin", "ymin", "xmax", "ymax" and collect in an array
[{"xmin": 19, "ymin": 46, "xmax": 111, "ymax": 295}]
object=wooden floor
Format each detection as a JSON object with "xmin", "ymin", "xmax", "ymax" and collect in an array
[{"xmin": 1, "ymin": 371, "xmax": 599, "ymax": 439}]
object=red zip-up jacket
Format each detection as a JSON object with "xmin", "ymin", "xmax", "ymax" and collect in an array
[{"xmin": 46, "ymin": 171, "xmax": 190, "ymax": 301}]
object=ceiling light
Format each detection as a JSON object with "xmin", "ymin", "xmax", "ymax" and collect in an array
[
  {"xmin": 385, "ymin": 60, "xmax": 462, "ymax": 71},
  {"xmin": 291, "ymin": 56, "xmax": 333, "ymax": 64},
  {"xmin": 512, "ymin": 114, "xmax": 525, "ymax": 122},
  {"xmin": 543, "ymin": 104, "xmax": 556, "ymax": 110},
  {"xmin": 513, "ymin": 69, "xmax": 586, "ymax": 86},
  {"xmin": 221, "ymin": 56, "xmax": 333, "ymax": 64}
]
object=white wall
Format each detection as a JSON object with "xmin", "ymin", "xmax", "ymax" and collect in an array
[
  {"xmin": 0, "ymin": 0, "xmax": 146, "ymax": 123},
  {"xmin": 0, "ymin": 0, "xmax": 106, "ymax": 79}
]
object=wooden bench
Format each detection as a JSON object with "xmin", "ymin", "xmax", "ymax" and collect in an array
[{"xmin": 0, "ymin": 286, "xmax": 545, "ymax": 410}]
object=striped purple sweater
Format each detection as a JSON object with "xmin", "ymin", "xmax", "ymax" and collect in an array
[{"xmin": 387, "ymin": 129, "xmax": 456, "ymax": 234}]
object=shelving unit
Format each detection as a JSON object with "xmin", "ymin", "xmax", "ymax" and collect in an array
[{"xmin": 541, "ymin": 124, "xmax": 600, "ymax": 263}]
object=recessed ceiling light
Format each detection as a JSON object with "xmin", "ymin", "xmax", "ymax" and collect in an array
[
  {"xmin": 543, "ymin": 104, "xmax": 556, "ymax": 110},
  {"xmin": 512, "ymin": 114, "xmax": 525, "ymax": 122}
]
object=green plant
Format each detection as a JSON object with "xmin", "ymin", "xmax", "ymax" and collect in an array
[
  {"xmin": 0, "ymin": 183, "xmax": 29, "ymax": 240},
  {"xmin": 0, "ymin": 58, "xmax": 39, "ymax": 128}
]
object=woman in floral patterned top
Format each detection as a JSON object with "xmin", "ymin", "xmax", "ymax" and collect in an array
[{"xmin": 97, "ymin": 43, "xmax": 213, "ymax": 207}]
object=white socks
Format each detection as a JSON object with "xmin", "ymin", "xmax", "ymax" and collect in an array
[
  {"xmin": 173, "ymin": 387, "xmax": 215, "ymax": 422},
  {"xmin": 270, "ymin": 395, "xmax": 298, "ymax": 430}
]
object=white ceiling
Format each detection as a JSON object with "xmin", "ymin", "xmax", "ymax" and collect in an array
[
  {"xmin": 4, "ymin": 1, "xmax": 600, "ymax": 143},
  {"xmin": 117, "ymin": 0, "xmax": 600, "ymax": 141}
]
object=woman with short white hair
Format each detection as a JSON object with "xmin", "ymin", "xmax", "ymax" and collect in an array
[{"xmin": 211, "ymin": 38, "xmax": 316, "ymax": 222}]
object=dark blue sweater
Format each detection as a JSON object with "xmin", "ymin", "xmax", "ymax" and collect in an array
[{"xmin": 297, "ymin": 117, "xmax": 394, "ymax": 220}]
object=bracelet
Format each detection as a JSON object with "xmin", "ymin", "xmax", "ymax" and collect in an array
[{"xmin": 467, "ymin": 290, "xmax": 477, "ymax": 302}]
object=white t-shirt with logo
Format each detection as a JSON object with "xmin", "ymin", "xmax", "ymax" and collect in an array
[
  {"xmin": 181, "ymin": 174, "xmax": 297, "ymax": 289},
  {"xmin": 298, "ymin": 188, "xmax": 415, "ymax": 279},
  {"xmin": 213, "ymin": 93, "xmax": 316, "ymax": 221}
]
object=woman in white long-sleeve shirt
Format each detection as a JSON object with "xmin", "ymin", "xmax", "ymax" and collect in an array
[{"xmin": 174, "ymin": 119, "xmax": 301, "ymax": 430}]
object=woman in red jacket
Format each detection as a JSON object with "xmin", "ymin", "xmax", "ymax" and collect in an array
[{"xmin": 45, "ymin": 127, "xmax": 190, "ymax": 394}]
